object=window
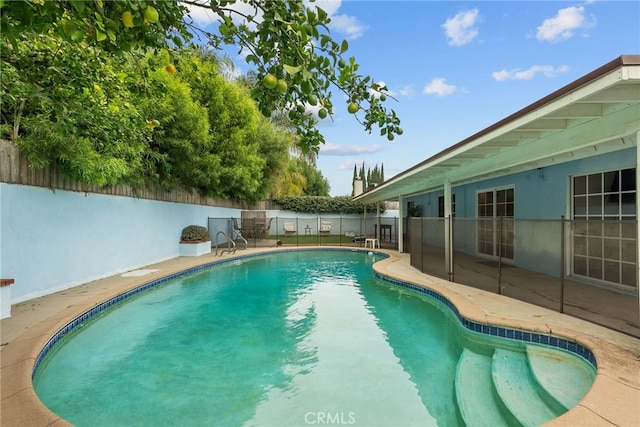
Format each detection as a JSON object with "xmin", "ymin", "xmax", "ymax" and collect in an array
[
  {"xmin": 572, "ymin": 168, "xmax": 636, "ymax": 287},
  {"xmin": 477, "ymin": 188, "xmax": 514, "ymax": 260},
  {"xmin": 438, "ymin": 194, "xmax": 456, "ymax": 217}
]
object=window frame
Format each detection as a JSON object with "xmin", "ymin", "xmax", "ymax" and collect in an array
[{"xmin": 571, "ymin": 168, "xmax": 637, "ymax": 288}]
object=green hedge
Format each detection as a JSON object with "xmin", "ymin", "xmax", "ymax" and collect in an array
[{"xmin": 272, "ymin": 196, "xmax": 386, "ymax": 214}]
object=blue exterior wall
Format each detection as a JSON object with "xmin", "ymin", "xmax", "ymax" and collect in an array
[
  {"xmin": 403, "ymin": 147, "xmax": 636, "ymax": 276},
  {"xmin": 0, "ymin": 184, "xmax": 238, "ymax": 303},
  {"xmin": 406, "ymin": 147, "xmax": 635, "ymax": 220}
]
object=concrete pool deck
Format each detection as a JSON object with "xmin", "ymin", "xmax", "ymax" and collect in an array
[{"xmin": 1, "ymin": 247, "xmax": 639, "ymax": 426}]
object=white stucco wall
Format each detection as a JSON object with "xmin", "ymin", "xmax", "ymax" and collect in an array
[
  {"xmin": 0, "ymin": 184, "xmax": 395, "ymax": 304},
  {"xmin": 0, "ymin": 183, "xmax": 238, "ymax": 303}
]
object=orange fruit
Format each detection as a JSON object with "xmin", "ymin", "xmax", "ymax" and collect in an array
[{"xmin": 166, "ymin": 64, "xmax": 177, "ymax": 74}]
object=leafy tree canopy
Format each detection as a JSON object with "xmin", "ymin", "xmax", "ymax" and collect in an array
[
  {"xmin": 273, "ymin": 195, "xmax": 385, "ymax": 215},
  {"xmin": 1, "ymin": 0, "xmax": 402, "ymax": 153}
]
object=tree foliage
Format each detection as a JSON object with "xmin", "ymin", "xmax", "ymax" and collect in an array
[
  {"xmin": 273, "ymin": 196, "xmax": 385, "ymax": 215},
  {"xmin": 0, "ymin": 32, "xmax": 297, "ymax": 200},
  {"xmin": 1, "ymin": 32, "xmax": 152, "ymax": 186},
  {"xmin": 351, "ymin": 161, "xmax": 384, "ymax": 194},
  {"xmin": 1, "ymin": 0, "xmax": 402, "ymax": 154}
]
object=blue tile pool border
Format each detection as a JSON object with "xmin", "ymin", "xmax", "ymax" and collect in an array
[
  {"xmin": 374, "ymin": 271, "xmax": 597, "ymax": 369},
  {"xmin": 32, "ymin": 248, "xmax": 596, "ymax": 380}
]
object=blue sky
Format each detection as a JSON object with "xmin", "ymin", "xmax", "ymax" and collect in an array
[{"xmin": 188, "ymin": 1, "xmax": 640, "ymax": 196}]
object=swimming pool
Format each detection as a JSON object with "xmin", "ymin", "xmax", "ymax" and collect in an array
[{"xmin": 33, "ymin": 249, "xmax": 596, "ymax": 426}]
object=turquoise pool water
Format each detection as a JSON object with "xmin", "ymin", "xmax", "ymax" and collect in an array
[{"xmin": 33, "ymin": 250, "xmax": 595, "ymax": 426}]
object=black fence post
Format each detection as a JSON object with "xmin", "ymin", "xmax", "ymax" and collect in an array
[
  {"xmin": 449, "ymin": 214, "xmax": 455, "ymax": 282},
  {"xmin": 420, "ymin": 217, "xmax": 424, "ymax": 273},
  {"xmin": 560, "ymin": 216, "xmax": 565, "ymax": 313},
  {"xmin": 498, "ymin": 217, "xmax": 503, "ymax": 295}
]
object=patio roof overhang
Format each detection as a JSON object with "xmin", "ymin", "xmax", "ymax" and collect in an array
[{"xmin": 355, "ymin": 55, "xmax": 640, "ymax": 204}]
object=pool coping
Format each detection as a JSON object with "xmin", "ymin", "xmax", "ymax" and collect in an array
[{"xmin": 1, "ymin": 247, "xmax": 639, "ymax": 426}]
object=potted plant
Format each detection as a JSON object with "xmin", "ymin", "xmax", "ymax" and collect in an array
[{"xmin": 179, "ymin": 225, "xmax": 211, "ymax": 256}]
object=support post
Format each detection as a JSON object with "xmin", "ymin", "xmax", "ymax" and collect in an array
[
  {"xmin": 636, "ymin": 131, "xmax": 640, "ymax": 321},
  {"xmin": 376, "ymin": 204, "xmax": 381, "ymax": 241}
]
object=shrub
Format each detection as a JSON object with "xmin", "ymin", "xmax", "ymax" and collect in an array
[
  {"xmin": 272, "ymin": 196, "xmax": 386, "ymax": 214},
  {"xmin": 180, "ymin": 225, "xmax": 210, "ymax": 242}
]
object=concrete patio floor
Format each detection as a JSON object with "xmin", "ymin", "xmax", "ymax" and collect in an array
[{"xmin": 1, "ymin": 247, "xmax": 639, "ymax": 426}]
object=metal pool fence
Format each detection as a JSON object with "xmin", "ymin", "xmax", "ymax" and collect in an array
[
  {"xmin": 207, "ymin": 215, "xmax": 639, "ymax": 337},
  {"xmin": 407, "ymin": 217, "xmax": 640, "ymax": 338},
  {"xmin": 207, "ymin": 216, "xmax": 400, "ymax": 249}
]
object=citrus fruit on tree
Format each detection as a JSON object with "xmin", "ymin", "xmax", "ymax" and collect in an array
[
  {"xmin": 276, "ymin": 79, "xmax": 288, "ymax": 93},
  {"xmin": 166, "ymin": 64, "xmax": 177, "ymax": 74},
  {"xmin": 347, "ymin": 102, "xmax": 359, "ymax": 114},
  {"xmin": 121, "ymin": 11, "xmax": 134, "ymax": 28},
  {"xmin": 143, "ymin": 6, "xmax": 159, "ymax": 23},
  {"xmin": 318, "ymin": 108, "xmax": 328, "ymax": 119},
  {"xmin": 263, "ymin": 74, "xmax": 277, "ymax": 89},
  {"xmin": 307, "ymin": 94, "xmax": 318, "ymax": 106}
]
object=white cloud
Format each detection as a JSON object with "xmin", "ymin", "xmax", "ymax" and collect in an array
[
  {"xmin": 423, "ymin": 78, "xmax": 458, "ymax": 96},
  {"xmin": 303, "ymin": 0, "xmax": 366, "ymax": 40},
  {"xmin": 184, "ymin": 1, "xmax": 365, "ymax": 43},
  {"xmin": 338, "ymin": 159, "xmax": 358, "ymax": 171},
  {"xmin": 367, "ymin": 81, "xmax": 388, "ymax": 97},
  {"xmin": 328, "ymin": 14, "xmax": 367, "ymax": 40},
  {"xmin": 183, "ymin": 1, "xmax": 220, "ymax": 26},
  {"xmin": 492, "ymin": 65, "xmax": 570, "ymax": 81},
  {"xmin": 320, "ymin": 144, "xmax": 384, "ymax": 156},
  {"xmin": 442, "ymin": 9, "xmax": 480, "ymax": 46},
  {"xmin": 397, "ymin": 85, "xmax": 415, "ymax": 98},
  {"xmin": 183, "ymin": 1, "xmax": 261, "ymax": 28},
  {"xmin": 536, "ymin": 6, "xmax": 595, "ymax": 42},
  {"xmin": 305, "ymin": 0, "xmax": 342, "ymax": 17}
]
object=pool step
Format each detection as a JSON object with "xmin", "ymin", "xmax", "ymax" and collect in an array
[
  {"xmin": 454, "ymin": 345, "xmax": 594, "ymax": 427},
  {"xmin": 454, "ymin": 348, "xmax": 516, "ymax": 427},
  {"xmin": 491, "ymin": 348, "xmax": 561, "ymax": 427},
  {"xmin": 526, "ymin": 345, "xmax": 595, "ymax": 412}
]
